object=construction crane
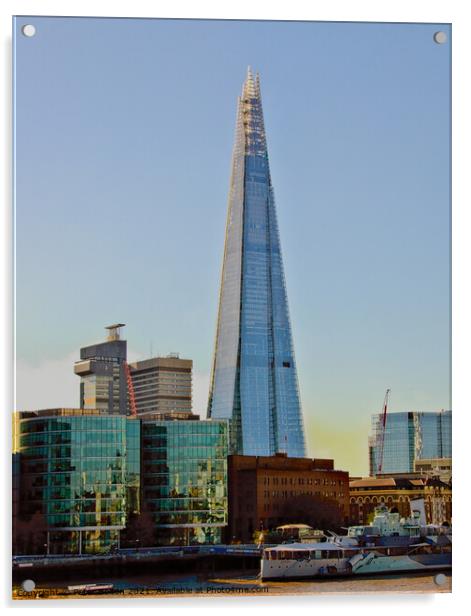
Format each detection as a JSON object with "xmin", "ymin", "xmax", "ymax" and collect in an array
[
  {"xmin": 124, "ymin": 361, "xmax": 138, "ymax": 418},
  {"xmin": 377, "ymin": 388, "xmax": 391, "ymax": 474}
]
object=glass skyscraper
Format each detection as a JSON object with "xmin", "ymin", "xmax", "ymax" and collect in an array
[
  {"xmin": 207, "ymin": 69, "xmax": 306, "ymax": 457},
  {"xmin": 369, "ymin": 410, "xmax": 452, "ymax": 475}
]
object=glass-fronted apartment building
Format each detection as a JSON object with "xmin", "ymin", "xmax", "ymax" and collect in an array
[
  {"xmin": 369, "ymin": 410, "xmax": 452, "ymax": 475},
  {"xmin": 141, "ymin": 418, "xmax": 228, "ymax": 545},
  {"xmin": 207, "ymin": 68, "xmax": 306, "ymax": 457},
  {"xmin": 13, "ymin": 409, "xmax": 140, "ymax": 554}
]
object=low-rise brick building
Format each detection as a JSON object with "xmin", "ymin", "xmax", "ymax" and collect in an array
[
  {"xmin": 228, "ymin": 453, "xmax": 349, "ymax": 542},
  {"xmin": 349, "ymin": 475, "xmax": 452, "ymax": 526}
]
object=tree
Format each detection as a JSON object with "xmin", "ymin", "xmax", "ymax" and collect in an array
[
  {"xmin": 278, "ymin": 495, "xmax": 343, "ymax": 533},
  {"xmin": 121, "ymin": 506, "xmax": 156, "ymax": 548}
]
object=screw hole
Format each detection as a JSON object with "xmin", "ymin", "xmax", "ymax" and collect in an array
[
  {"xmin": 21, "ymin": 579, "xmax": 36, "ymax": 592},
  {"xmin": 434, "ymin": 573, "xmax": 446, "ymax": 586},
  {"xmin": 21, "ymin": 24, "xmax": 36, "ymax": 38},
  {"xmin": 433, "ymin": 31, "xmax": 447, "ymax": 44}
]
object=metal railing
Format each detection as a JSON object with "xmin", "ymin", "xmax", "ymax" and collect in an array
[{"xmin": 13, "ymin": 544, "xmax": 266, "ymax": 563}]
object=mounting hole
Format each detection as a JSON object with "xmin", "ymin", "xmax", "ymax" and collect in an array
[
  {"xmin": 21, "ymin": 579, "xmax": 36, "ymax": 592},
  {"xmin": 21, "ymin": 24, "xmax": 36, "ymax": 38},
  {"xmin": 434, "ymin": 573, "xmax": 446, "ymax": 586},
  {"xmin": 433, "ymin": 31, "xmax": 447, "ymax": 44}
]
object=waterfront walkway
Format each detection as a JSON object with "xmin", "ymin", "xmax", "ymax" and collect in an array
[{"xmin": 13, "ymin": 545, "xmax": 264, "ymax": 570}]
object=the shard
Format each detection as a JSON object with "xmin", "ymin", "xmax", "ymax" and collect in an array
[{"xmin": 207, "ymin": 68, "xmax": 306, "ymax": 457}]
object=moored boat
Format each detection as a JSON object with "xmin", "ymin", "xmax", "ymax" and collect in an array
[{"xmin": 260, "ymin": 506, "xmax": 451, "ymax": 580}]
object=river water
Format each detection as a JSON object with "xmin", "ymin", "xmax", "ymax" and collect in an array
[{"xmin": 16, "ymin": 569, "xmax": 451, "ymax": 598}]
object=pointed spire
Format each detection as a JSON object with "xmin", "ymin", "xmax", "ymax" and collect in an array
[
  {"xmin": 243, "ymin": 65, "xmax": 257, "ymax": 100},
  {"xmin": 240, "ymin": 68, "xmax": 266, "ymax": 155}
]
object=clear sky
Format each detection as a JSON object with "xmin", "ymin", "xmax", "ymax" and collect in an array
[{"xmin": 14, "ymin": 17, "xmax": 451, "ymax": 475}]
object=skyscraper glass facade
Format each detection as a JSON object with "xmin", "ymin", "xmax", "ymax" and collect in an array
[
  {"xmin": 14, "ymin": 409, "xmax": 140, "ymax": 554},
  {"xmin": 439, "ymin": 411, "xmax": 452, "ymax": 458},
  {"xmin": 208, "ymin": 68, "xmax": 306, "ymax": 457},
  {"xmin": 141, "ymin": 419, "xmax": 228, "ymax": 545},
  {"xmin": 369, "ymin": 410, "xmax": 452, "ymax": 475}
]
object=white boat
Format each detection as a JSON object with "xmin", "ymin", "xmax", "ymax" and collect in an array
[
  {"xmin": 261, "ymin": 506, "xmax": 451, "ymax": 580},
  {"xmin": 261, "ymin": 541, "xmax": 451, "ymax": 579}
]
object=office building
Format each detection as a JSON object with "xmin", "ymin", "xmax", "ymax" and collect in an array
[
  {"xmin": 349, "ymin": 475, "xmax": 452, "ymax": 526},
  {"xmin": 74, "ymin": 324, "xmax": 128, "ymax": 415},
  {"xmin": 369, "ymin": 410, "xmax": 452, "ymax": 475},
  {"xmin": 208, "ymin": 68, "xmax": 306, "ymax": 457},
  {"xmin": 141, "ymin": 418, "xmax": 228, "ymax": 545},
  {"xmin": 228, "ymin": 453, "xmax": 349, "ymax": 542},
  {"xmin": 13, "ymin": 408, "xmax": 140, "ymax": 555},
  {"xmin": 129, "ymin": 354, "xmax": 192, "ymax": 418}
]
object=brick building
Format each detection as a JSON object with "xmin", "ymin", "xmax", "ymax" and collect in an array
[
  {"xmin": 349, "ymin": 475, "xmax": 452, "ymax": 526},
  {"xmin": 228, "ymin": 453, "xmax": 349, "ymax": 542}
]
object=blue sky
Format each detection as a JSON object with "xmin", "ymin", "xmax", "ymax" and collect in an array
[{"xmin": 14, "ymin": 17, "xmax": 451, "ymax": 475}]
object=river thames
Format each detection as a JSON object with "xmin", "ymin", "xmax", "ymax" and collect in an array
[{"xmin": 14, "ymin": 569, "xmax": 451, "ymax": 599}]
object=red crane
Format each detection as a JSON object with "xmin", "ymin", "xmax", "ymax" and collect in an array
[
  {"xmin": 377, "ymin": 388, "xmax": 391, "ymax": 474},
  {"xmin": 124, "ymin": 361, "xmax": 138, "ymax": 417}
]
